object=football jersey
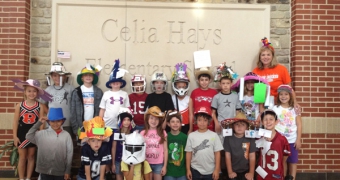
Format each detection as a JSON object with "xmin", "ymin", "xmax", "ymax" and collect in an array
[
  {"xmin": 78, "ymin": 143, "xmax": 112, "ymax": 179},
  {"xmin": 129, "ymin": 92, "xmax": 148, "ymax": 126},
  {"xmin": 257, "ymin": 132, "xmax": 290, "ymax": 180}
]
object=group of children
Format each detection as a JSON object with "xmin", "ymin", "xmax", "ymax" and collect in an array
[{"xmin": 12, "ymin": 40, "xmax": 301, "ymax": 180}]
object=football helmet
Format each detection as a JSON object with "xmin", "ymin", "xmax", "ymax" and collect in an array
[
  {"xmin": 131, "ymin": 74, "xmax": 146, "ymax": 93},
  {"xmin": 151, "ymin": 72, "xmax": 167, "ymax": 92}
]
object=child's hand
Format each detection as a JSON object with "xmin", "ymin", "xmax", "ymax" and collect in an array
[
  {"xmin": 64, "ymin": 173, "xmax": 70, "ymax": 180},
  {"xmin": 228, "ymin": 171, "xmax": 237, "ymax": 179},
  {"xmin": 39, "ymin": 117, "xmax": 48, "ymax": 124},
  {"xmin": 295, "ymin": 139, "xmax": 301, "ymax": 150},
  {"xmin": 13, "ymin": 137, "xmax": 21, "ymax": 147},
  {"xmin": 186, "ymin": 170, "xmax": 192, "ymax": 180},
  {"xmin": 212, "ymin": 169, "xmax": 219, "ymax": 180},
  {"xmin": 161, "ymin": 166, "xmax": 167, "ymax": 176},
  {"xmin": 245, "ymin": 172, "xmax": 254, "ymax": 180}
]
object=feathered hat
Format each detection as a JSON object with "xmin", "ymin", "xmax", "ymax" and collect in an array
[
  {"xmin": 214, "ymin": 62, "xmax": 238, "ymax": 82},
  {"xmin": 172, "ymin": 63, "xmax": 190, "ymax": 82},
  {"xmin": 261, "ymin": 37, "xmax": 274, "ymax": 52},
  {"xmin": 12, "ymin": 79, "xmax": 53, "ymax": 102},
  {"xmin": 106, "ymin": 59, "xmax": 128, "ymax": 88},
  {"xmin": 77, "ymin": 63, "xmax": 102, "ymax": 85},
  {"xmin": 78, "ymin": 116, "xmax": 113, "ymax": 141}
]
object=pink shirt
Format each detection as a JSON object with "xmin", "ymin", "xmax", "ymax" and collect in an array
[{"xmin": 140, "ymin": 129, "xmax": 167, "ymax": 164}]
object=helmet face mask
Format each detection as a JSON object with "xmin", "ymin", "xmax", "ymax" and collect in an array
[
  {"xmin": 122, "ymin": 131, "xmax": 146, "ymax": 165},
  {"xmin": 151, "ymin": 72, "xmax": 167, "ymax": 92},
  {"xmin": 131, "ymin": 75, "xmax": 146, "ymax": 93},
  {"xmin": 172, "ymin": 81, "xmax": 189, "ymax": 96}
]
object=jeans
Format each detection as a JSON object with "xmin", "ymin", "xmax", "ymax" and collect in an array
[
  {"xmin": 164, "ymin": 175, "xmax": 187, "ymax": 180},
  {"xmin": 40, "ymin": 174, "xmax": 64, "ymax": 180},
  {"xmin": 191, "ymin": 167, "xmax": 213, "ymax": 180}
]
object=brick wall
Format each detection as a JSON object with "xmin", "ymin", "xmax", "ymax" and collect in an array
[
  {"xmin": 291, "ymin": 0, "xmax": 340, "ymax": 173},
  {"xmin": 0, "ymin": 0, "xmax": 30, "ymax": 170}
]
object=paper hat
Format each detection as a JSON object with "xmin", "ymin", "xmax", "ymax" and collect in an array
[
  {"xmin": 193, "ymin": 50, "xmax": 213, "ymax": 80},
  {"xmin": 77, "ymin": 63, "xmax": 102, "ymax": 85},
  {"xmin": 47, "ymin": 108, "xmax": 66, "ymax": 121},
  {"xmin": 277, "ymin": 84, "xmax": 293, "ymax": 93},
  {"xmin": 261, "ymin": 37, "xmax": 275, "ymax": 52},
  {"xmin": 220, "ymin": 111, "xmax": 255, "ymax": 128},
  {"xmin": 172, "ymin": 63, "xmax": 190, "ymax": 82},
  {"xmin": 106, "ymin": 59, "xmax": 128, "ymax": 89},
  {"xmin": 12, "ymin": 79, "xmax": 53, "ymax": 102},
  {"xmin": 194, "ymin": 106, "xmax": 212, "ymax": 116},
  {"xmin": 214, "ymin": 62, "xmax": 238, "ymax": 82},
  {"xmin": 231, "ymin": 72, "xmax": 269, "ymax": 92},
  {"xmin": 45, "ymin": 62, "xmax": 71, "ymax": 75},
  {"xmin": 166, "ymin": 111, "xmax": 182, "ymax": 123},
  {"xmin": 79, "ymin": 116, "xmax": 113, "ymax": 140},
  {"xmin": 144, "ymin": 106, "xmax": 165, "ymax": 120}
]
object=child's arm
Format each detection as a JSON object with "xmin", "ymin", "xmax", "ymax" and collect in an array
[
  {"xmin": 295, "ymin": 115, "xmax": 302, "ymax": 150},
  {"xmin": 122, "ymin": 164, "xmax": 134, "ymax": 180},
  {"xmin": 186, "ymin": 152, "xmax": 192, "ymax": 180},
  {"xmin": 65, "ymin": 135, "xmax": 74, "ymax": 179},
  {"xmin": 12, "ymin": 103, "xmax": 20, "ymax": 147},
  {"xmin": 84, "ymin": 165, "xmax": 92, "ymax": 180},
  {"xmin": 99, "ymin": 108, "xmax": 105, "ymax": 118},
  {"xmin": 225, "ymin": 152, "xmax": 236, "ymax": 179},
  {"xmin": 161, "ymin": 137, "xmax": 168, "ymax": 176},
  {"xmin": 212, "ymin": 151, "xmax": 221, "ymax": 180},
  {"xmin": 211, "ymin": 109, "xmax": 221, "ymax": 134},
  {"xmin": 39, "ymin": 104, "xmax": 45, "ymax": 130},
  {"xmin": 26, "ymin": 117, "xmax": 45, "ymax": 145},
  {"xmin": 99, "ymin": 165, "xmax": 106, "ymax": 180},
  {"xmin": 188, "ymin": 98, "xmax": 193, "ymax": 134},
  {"xmin": 111, "ymin": 141, "xmax": 117, "ymax": 173},
  {"xmin": 245, "ymin": 152, "xmax": 255, "ymax": 180}
]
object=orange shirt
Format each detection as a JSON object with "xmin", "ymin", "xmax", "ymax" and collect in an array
[{"xmin": 253, "ymin": 64, "xmax": 291, "ymax": 99}]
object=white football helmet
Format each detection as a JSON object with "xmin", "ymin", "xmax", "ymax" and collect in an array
[
  {"xmin": 151, "ymin": 72, "xmax": 167, "ymax": 92},
  {"xmin": 122, "ymin": 131, "xmax": 146, "ymax": 165},
  {"xmin": 131, "ymin": 74, "xmax": 146, "ymax": 93}
]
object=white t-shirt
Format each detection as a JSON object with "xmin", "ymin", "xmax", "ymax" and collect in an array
[
  {"xmin": 273, "ymin": 105, "xmax": 298, "ymax": 143},
  {"xmin": 99, "ymin": 90, "xmax": 130, "ymax": 129},
  {"xmin": 81, "ymin": 85, "xmax": 94, "ymax": 121}
]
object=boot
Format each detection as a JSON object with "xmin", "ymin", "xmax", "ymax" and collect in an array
[{"xmin": 285, "ymin": 175, "xmax": 294, "ymax": 180}]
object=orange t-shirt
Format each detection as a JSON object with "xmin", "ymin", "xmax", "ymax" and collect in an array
[{"xmin": 253, "ymin": 64, "xmax": 291, "ymax": 99}]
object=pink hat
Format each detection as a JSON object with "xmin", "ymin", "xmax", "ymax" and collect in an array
[
  {"xmin": 12, "ymin": 79, "xmax": 53, "ymax": 102},
  {"xmin": 277, "ymin": 84, "xmax": 293, "ymax": 93},
  {"xmin": 231, "ymin": 72, "xmax": 269, "ymax": 92}
]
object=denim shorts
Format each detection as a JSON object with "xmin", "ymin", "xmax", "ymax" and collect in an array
[
  {"xmin": 115, "ymin": 161, "xmax": 122, "ymax": 174},
  {"xmin": 150, "ymin": 163, "xmax": 164, "ymax": 174}
]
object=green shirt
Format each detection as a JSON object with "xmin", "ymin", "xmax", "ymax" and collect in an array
[{"xmin": 165, "ymin": 132, "xmax": 187, "ymax": 177}]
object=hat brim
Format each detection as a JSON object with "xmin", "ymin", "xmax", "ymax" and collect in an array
[
  {"xmin": 194, "ymin": 70, "xmax": 213, "ymax": 80},
  {"xmin": 12, "ymin": 79, "xmax": 53, "ymax": 102},
  {"xmin": 221, "ymin": 118, "xmax": 255, "ymax": 127},
  {"xmin": 231, "ymin": 75, "xmax": 269, "ymax": 92},
  {"xmin": 77, "ymin": 73, "xmax": 99, "ymax": 86},
  {"xmin": 106, "ymin": 79, "xmax": 126, "ymax": 89},
  {"xmin": 45, "ymin": 71, "xmax": 72, "ymax": 76}
]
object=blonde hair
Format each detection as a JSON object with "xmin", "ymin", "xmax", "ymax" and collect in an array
[
  {"xmin": 23, "ymin": 86, "xmax": 39, "ymax": 101},
  {"xmin": 144, "ymin": 114, "xmax": 165, "ymax": 144},
  {"xmin": 256, "ymin": 47, "xmax": 278, "ymax": 70}
]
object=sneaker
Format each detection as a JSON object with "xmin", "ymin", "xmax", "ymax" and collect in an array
[{"xmin": 285, "ymin": 175, "xmax": 294, "ymax": 180}]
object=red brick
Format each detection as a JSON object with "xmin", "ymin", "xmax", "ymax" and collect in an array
[
  {"xmin": 304, "ymin": 160, "xmax": 318, "ymax": 164},
  {"xmin": 319, "ymin": 149, "xmax": 333, "ymax": 154},
  {"xmin": 319, "ymin": 160, "xmax": 333, "ymax": 164},
  {"xmin": 311, "ymin": 165, "xmax": 326, "ymax": 169},
  {"xmin": 304, "ymin": 149, "xmax": 318, "ymax": 154}
]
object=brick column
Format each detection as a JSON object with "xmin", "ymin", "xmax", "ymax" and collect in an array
[
  {"xmin": 0, "ymin": 0, "xmax": 30, "ymax": 170},
  {"xmin": 291, "ymin": 0, "xmax": 340, "ymax": 172}
]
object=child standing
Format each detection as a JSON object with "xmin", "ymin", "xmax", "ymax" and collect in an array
[
  {"xmin": 70, "ymin": 63, "xmax": 103, "ymax": 136},
  {"xmin": 231, "ymin": 72, "xmax": 269, "ymax": 122},
  {"xmin": 44, "ymin": 62, "xmax": 75, "ymax": 135},
  {"xmin": 112, "ymin": 108, "xmax": 134, "ymax": 180},
  {"xmin": 121, "ymin": 131, "xmax": 152, "ymax": 180},
  {"xmin": 26, "ymin": 108, "xmax": 73, "ymax": 180},
  {"xmin": 222, "ymin": 112, "xmax": 256, "ymax": 180},
  {"xmin": 257, "ymin": 110, "xmax": 290, "ymax": 180},
  {"xmin": 99, "ymin": 59, "xmax": 130, "ymax": 130},
  {"xmin": 144, "ymin": 72, "xmax": 174, "ymax": 114},
  {"xmin": 140, "ymin": 106, "xmax": 168, "ymax": 180},
  {"xmin": 164, "ymin": 111, "xmax": 188, "ymax": 180},
  {"xmin": 189, "ymin": 68, "xmax": 217, "ymax": 132},
  {"xmin": 171, "ymin": 63, "xmax": 191, "ymax": 134},
  {"xmin": 129, "ymin": 74, "xmax": 148, "ymax": 132},
  {"xmin": 273, "ymin": 85, "xmax": 302, "ymax": 180},
  {"xmin": 12, "ymin": 79, "xmax": 51, "ymax": 180},
  {"xmin": 185, "ymin": 107, "xmax": 223, "ymax": 180},
  {"xmin": 77, "ymin": 116, "xmax": 113, "ymax": 180}
]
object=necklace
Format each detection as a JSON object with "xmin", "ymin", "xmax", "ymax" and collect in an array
[{"xmin": 53, "ymin": 85, "xmax": 64, "ymax": 90}]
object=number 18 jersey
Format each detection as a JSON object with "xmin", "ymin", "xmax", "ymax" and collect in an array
[{"xmin": 257, "ymin": 131, "xmax": 290, "ymax": 180}]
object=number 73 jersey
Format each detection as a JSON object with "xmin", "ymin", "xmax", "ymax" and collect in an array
[
  {"xmin": 257, "ymin": 132, "xmax": 290, "ymax": 180},
  {"xmin": 78, "ymin": 143, "xmax": 112, "ymax": 179}
]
